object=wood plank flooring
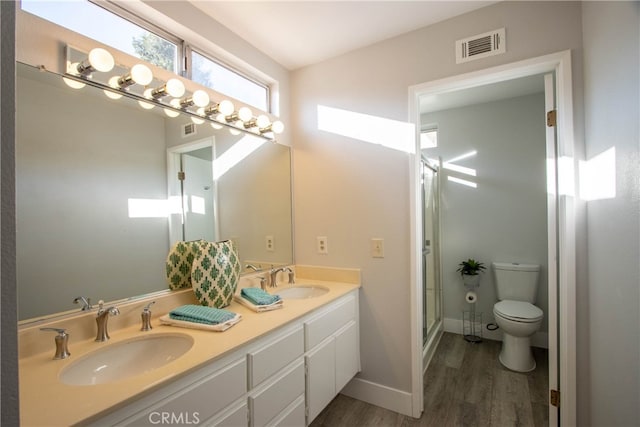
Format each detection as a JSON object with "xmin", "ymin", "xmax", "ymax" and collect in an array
[{"xmin": 311, "ymin": 332, "xmax": 549, "ymax": 427}]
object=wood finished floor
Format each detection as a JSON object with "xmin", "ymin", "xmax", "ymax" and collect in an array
[{"xmin": 311, "ymin": 332, "xmax": 549, "ymax": 427}]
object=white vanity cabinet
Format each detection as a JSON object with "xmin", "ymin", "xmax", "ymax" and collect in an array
[
  {"xmin": 305, "ymin": 294, "xmax": 360, "ymax": 424},
  {"xmin": 90, "ymin": 290, "xmax": 359, "ymax": 427}
]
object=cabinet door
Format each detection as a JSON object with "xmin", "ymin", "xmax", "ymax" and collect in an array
[
  {"xmin": 335, "ymin": 320, "xmax": 359, "ymax": 392},
  {"xmin": 305, "ymin": 338, "xmax": 336, "ymax": 424}
]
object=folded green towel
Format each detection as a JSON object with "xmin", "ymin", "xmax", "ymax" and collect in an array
[
  {"xmin": 241, "ymin": 288, "xmax": 281, "ymax": 306},
  {"xmin": 169, "ymin": 305, "xmax": 236, "ymax": 325}
]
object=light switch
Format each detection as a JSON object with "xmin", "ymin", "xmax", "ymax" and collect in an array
[{"xmin": 371, "ymin": 238, "xmax": 384, "ymax": 258}]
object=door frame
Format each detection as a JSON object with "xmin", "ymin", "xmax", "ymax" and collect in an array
[{"xmin": 407, "ymin": 50, "xmax": 576, "ymax": 425}]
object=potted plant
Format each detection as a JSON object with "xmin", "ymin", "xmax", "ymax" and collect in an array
[{"xmin": 457, "ymin": 258, "xmax": 486, "ymax": 287}]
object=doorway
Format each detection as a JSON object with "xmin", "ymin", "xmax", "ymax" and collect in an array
[{"xmin": 408, "ymin": 51, "xmax": 577, "ymax": 426}]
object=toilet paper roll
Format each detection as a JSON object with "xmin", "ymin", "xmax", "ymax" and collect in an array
[{"xmin": 465, "ymin": 291, "xmax": 478, "ymax": 304}]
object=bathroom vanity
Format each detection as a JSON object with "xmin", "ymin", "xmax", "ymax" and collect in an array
[{"xmin": 18, "ymin": 266, "xmax": 361, "ymax": 426}]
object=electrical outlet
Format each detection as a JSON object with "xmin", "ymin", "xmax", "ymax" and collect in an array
[
  {"xmin": 371, "ymin": 238, "xmax": 384, "ymax": 258},
  {"xmin": 317, "ymin": 236, "xmax": 328, "ymax": 254},
  {"xmin": 265, "ymin": 235, "xmax": 275, "ymax": 252}
]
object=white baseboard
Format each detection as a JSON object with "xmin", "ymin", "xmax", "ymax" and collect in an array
[
  {"xmin": 443, "ymin": 317, "xmax": 548, "ymax": 349},
  {"xmin": 340, "ymin": 377, "xmax": 413, "ymax": 417}
]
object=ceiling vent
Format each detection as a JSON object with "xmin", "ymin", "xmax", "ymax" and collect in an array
[
  {"xmin": 456, "ymin": 28, "xmax": 505, "ymax": 64},
  {"xmin": 182, "ymin": 122, "xmax": 197, "ymax": 138}
]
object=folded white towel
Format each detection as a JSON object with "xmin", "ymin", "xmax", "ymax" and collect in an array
[
  {"xmin": 233, "ymin": 294, "xmax": 283, "ymax": 313},
  {"xmin": 159, "ymin": 312, "xmax": 242, "ymax": 332}
]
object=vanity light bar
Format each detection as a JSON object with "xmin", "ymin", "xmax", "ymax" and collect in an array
[{"xmin": 63, "ymin": 46, "xmax": 284, "ymax": 138}]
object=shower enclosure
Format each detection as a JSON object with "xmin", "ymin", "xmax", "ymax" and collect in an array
[{"xmin": 421, "ymin": 157, "xmax": 442, "ymax": 361}]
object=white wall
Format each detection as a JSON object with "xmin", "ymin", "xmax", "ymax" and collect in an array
[
  {"xmin": 422, "ymin": 92, "xmax": 549, "ymax": 335},
  {"xmin": 581, "ymin": 2, "xmax": 640, "ymax": 425},
  {"xmin": 291, "ymin": 1, "xmax": 584, "ymax": 411}
]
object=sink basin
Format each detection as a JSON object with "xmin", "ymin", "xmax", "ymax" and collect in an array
[
  {"xmin": 275, "ymin": 285, "xmax": 329, "ymax": 299},
  {"xmin": 60, "ymin": 333, "xmax": 193, "ymax": 386}
]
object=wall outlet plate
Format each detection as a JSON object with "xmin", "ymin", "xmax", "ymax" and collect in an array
[
  {"xmin": 317, "ymin": 236, "xmax": 328, "ymax": 254},
  {"xmin": 266, "ymin": 235, "xmax": 275, "ymax": 252}
]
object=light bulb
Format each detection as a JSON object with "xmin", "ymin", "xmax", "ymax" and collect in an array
[
  {"xmin": 191, "ymin": 116, "xmax": 205, "ymax": 125},
  {"xmin": 143, "ymin": 88, "xmax": 154, "ymax": 99},
  {"xmin": 77, "ymin": 48, "xmax": 114, "ymax": 74},
  {"xmin": 165, "ymin": 78, "xmax": 185, "ymax": 98},
  {"xmin": 218, "ymin": 100, "xmax": 235, "ymax": 116},
  {"xmin": 256, "ymin": 115, "xmax": 270, "ymax": 128},
  {"xmin": 164, "ymin": 108, "xmax": 180, "ymax": 118},
  {"xmin": 169, "ymin": 99, "xmax": 181, "ymax": 109},
  {"xmin": 103, "ymin": 89, "xmax": 122, "ymax": 100},
  {"xmin": 229, "ymin": 127, "xmax": 241, "ymax": 136},
  {"xmin": 192, "ymin": 90, "xmax": 210, "ymax": 108},
  {"xmin": 238, "ymin": 107, "xmax": 253, "ymax": 122},
  {"xmin": 62, "ymin": 77, "xmax": 85, "ymax": 89},
  {"xmin": 272, "ymin": 121, "xmax": 285, "ymax": 134},
  {"xmin": 211, "ymin": 122, "xmax": 223, "ymax": 130},
  {"xmin": 130, "ymin": 64, "xmax": 153, "ymax": 86},
  {"xmin": 138, "ymin": 100, "xmax": 155, "ymax": 110}
]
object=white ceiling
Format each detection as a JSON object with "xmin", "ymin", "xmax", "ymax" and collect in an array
[{"xmin": 189, "ymin": 1, "xmax": 497, "ymax": 70}]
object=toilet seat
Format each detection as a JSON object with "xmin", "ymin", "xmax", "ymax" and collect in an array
[{"xmin": 494, "ymin": 300, "xmax": 543, "ymax": 323}]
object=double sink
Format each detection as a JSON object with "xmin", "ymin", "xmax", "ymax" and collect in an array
[{"xmin": 59, "ymin": 285, "xmax": 329, "ymax": 386}]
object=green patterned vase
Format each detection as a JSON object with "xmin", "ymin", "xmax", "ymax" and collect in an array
[
  {"xmin": 165, "ymin": 240, "xmax": 205, "ymax": 290},
  {"xmin": 191, "ymin": 240, "xmax": 241, "ymax": 308}
]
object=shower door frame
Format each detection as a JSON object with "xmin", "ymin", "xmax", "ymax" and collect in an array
[{"xmin": 407, "ymin": 50, "xmax": 577, "ymax": 426}]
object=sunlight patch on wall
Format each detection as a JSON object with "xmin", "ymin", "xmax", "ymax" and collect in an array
[
  {"xmin": 558, "ymin": 156, "xmax": 576, "ymax": 197},
  {"xmin": 448, "ymin": 176, "xmax": 477, "ymax": 188},
  {"xmin": 213, "ymin": 135, "xmax": 266, "ymax": 180},
  {"xmin": 443, "ymin": 150, "xmax": 478, "ymax": 187},
  {"xmin": 191, "ymin": 195, "xmax": 206, "ymax": 214},
  {"xmin": 579, "ymin": 147, "xmax": 616, "ymax": 201},
  {"xmin": 317, "ymin": 105, "xmax": 415, "ymax": 153}
]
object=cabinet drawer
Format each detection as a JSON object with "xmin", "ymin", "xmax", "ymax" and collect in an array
[
  {"xmin": 266, "ymin": 395, "xmax": 305, "ymax": 427},
  {"xmin": 249, "ymin": 360, "xmax": 305, "ymax": 427},
  {"xmin": 305, "ymin": 295, "xmax": 355, "ymax": 350},
  {"xmin": 207, "ymin": 400, "xmax": 247, "ymax": 427},
  {"xmin": 120, "ymin": 358, "xmax": 246, "ymax": 426},
  {"xmin": 248, "ymin": 326, "xmax": 303, "ymax": 388}
]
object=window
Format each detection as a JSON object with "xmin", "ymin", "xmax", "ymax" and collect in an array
[
  {"xmin": 21, "ymin": 0, "xmax": 179, "ymax": 73},
  {"xmin": 420, "ymin": 128, "xmax": 438, "ymax": 149},
  {"xmin": 21, "ymin": 0, "xmax": 272, "ymax": 112},
  {"xmin": 191, "ymin": 50, "xmax": 269, "ymax": 112}
]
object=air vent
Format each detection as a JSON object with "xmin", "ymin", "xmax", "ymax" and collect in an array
[
  {"xmin": 456, "ymin": 28, "xmax": 505, "ymax": 64},
  {"xmin": 182, "ymin": 122, "xmax": 197, "ymax": 138}
]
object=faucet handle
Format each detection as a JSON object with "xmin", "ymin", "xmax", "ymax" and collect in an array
[
  {"xmin": 141, "ymin": 301, "xmax": 155, "ymax": 331},
  {"xmin": 40, "ymin": 328, "xmax": 71, "ymax": 359},
  {"xmin": 73, "ymin": 296, "xmax": 92, "ymax": 311}
]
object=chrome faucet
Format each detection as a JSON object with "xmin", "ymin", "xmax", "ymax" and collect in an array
[
  {"xmin": 269, "ymin": 267, "xmax": 286, "ymax": 287},
  {"xmin": 283, "ymin": 267, "xmax": 295, "ymax": 284},
  {"xmin": 95, "ymin": 300, "xmax": 120, "ymax": 342},
  {"xmin": 245, "ymin": 264, "xmax": 260, "ymax": 272},
  {"xmin": 73, "ymin": 296, "xmax": 92, "ymax": 311},
  {"xmin": 140, "ymin": 301, "xmax": 155, "ymax": 331},
  {"xmin": 40, "ymin": 327, "xmax": 71, "ymax": 359}
]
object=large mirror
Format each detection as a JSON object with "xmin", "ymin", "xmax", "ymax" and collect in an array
[{"xmin": 16, "ymin": 62, "xmax": 293, "ymax": 322}]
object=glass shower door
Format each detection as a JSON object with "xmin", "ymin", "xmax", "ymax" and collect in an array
[{"xmin": 422, "ymin": 158, "xmax": 441, "ymax": 346}]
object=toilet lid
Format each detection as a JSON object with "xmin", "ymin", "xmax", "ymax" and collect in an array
[{"xmin": 494, "ymin": 300, "xmax": 543, "ymax": 322}]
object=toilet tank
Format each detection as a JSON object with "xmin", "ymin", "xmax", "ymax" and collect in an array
[{"xmin": 493, "ymin": 262, "xmax": 540, "ymax": 303}]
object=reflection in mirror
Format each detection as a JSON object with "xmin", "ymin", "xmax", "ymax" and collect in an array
[{"xmin": 16, "ymin": 62, "xmax": 293, "ymax": 322}]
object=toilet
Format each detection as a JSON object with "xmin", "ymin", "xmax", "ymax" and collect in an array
[{"xmin": 492, "ymin": 262, "xmax": 544, "ymax": 372}]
